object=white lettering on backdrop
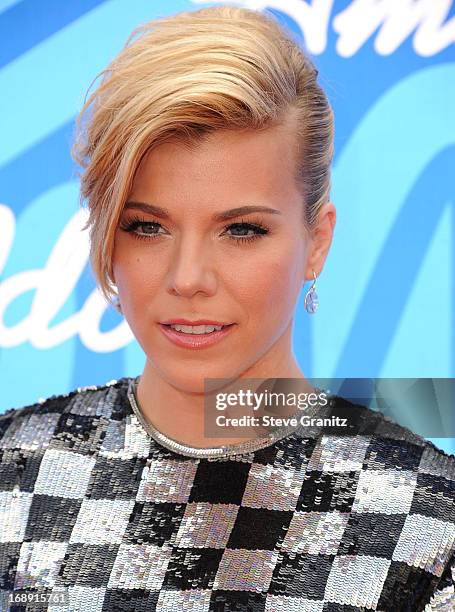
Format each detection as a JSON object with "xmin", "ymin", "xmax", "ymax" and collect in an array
[
  {"xmin": 0, "ymin": 204, "xmax": 133, "ymax": 352},
  {"xmin": 333, "ymin": 0, "xmax": 455, "ymax": 57},
  {"xmin": 191, "ymin": 0, "xmax": 455, "ymax": 57}
]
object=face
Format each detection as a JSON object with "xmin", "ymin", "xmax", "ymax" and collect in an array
[{"xmin": 112, "ymin": 121, "xmax": 335, "ymax": 393}]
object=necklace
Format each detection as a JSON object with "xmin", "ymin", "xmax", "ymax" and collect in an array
[{"xmin": 126, "ymin": 377, "xmax": 307, "ymax": 459}]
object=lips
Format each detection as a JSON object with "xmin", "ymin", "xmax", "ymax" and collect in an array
[
  {"xmin": 161, "ymin": 318, "xmax": 232, "ymax": 326},
  {"xmin": 158, "ymin": 322, "xmax": 236, "ymax": 349}
]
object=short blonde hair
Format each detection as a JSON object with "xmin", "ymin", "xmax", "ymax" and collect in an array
[{"xmin": 71, "ymin": 5, "xmax": 334, "ymax": 305}]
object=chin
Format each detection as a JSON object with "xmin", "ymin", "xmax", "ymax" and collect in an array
[{"xmin": 155, "ymin": 360, "xmax": 244, "ymax": 394}]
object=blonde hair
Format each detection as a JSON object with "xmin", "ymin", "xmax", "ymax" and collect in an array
[{"xmin": 71, "ymin": 5, "xmax": 334, "ymax": 305}]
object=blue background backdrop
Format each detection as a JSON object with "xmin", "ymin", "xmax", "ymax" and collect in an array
[{"xmin": 0, "ymin": 0, "xmax": 454, "ymax": 453}]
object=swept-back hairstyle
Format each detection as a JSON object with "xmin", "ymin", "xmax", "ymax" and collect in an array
[{"xmin": 71, "ymin": 5, "xmax": 334, "ymax": 305}]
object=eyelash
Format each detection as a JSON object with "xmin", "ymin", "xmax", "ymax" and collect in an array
[{"xmin": 119, "ymin": 215, "xmax": 270, "ymax": 245}]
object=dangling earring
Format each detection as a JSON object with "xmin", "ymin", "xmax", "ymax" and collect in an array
[
  {"xmin": 113, "ymin": 297, "xmax": 122, "ymax": 314},
  {"xmin": 304, "ymin": 270, "xmax": 319, "ymax": 314}
]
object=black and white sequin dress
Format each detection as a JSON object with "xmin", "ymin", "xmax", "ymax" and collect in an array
[{"xmin": 0, "ymin": 376, "xmax": 454, "ymax": 611}]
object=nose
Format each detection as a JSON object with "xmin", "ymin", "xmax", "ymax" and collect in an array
[{"xmin": 166, "ymin": 234, "xmax": 217, "ymax": 298}]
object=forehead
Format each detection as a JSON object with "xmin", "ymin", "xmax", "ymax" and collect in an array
[{"xmin": 128, "ymin": 123, "xmax": 300, "ymax": 216}]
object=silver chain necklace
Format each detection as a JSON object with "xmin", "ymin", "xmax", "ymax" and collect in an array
[{"xmin": 126, "ymin": 376, "xmax": 306, "ymax": 459}]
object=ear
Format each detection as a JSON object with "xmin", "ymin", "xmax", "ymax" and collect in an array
[{"xmin": 305, "ymin": 202, "xmax": 336, "ymax": 280}]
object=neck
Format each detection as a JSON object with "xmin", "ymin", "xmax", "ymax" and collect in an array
[{"xmin": 135, "ymin": 349, "xmax": 313, "ymax": 449}]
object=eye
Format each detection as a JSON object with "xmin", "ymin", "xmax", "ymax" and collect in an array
[
  {"xmin": 223, "ymin": 218, "xmax": 269, "ymax": 245},
  {"xmin": 119, "ymin": 216, "xmax": 165, "ymax": 240}
]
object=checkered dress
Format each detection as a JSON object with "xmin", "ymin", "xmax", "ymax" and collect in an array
[{"xmin": 0, "ymin": 377, "xmax": 454, "ymax": 611}]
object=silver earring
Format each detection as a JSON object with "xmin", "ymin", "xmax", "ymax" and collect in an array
[
  {"xmin": 304, "ymin": 270, "xmax": 319, "ymax": 314},
  {"xmin": 113, "ymin": 297, "xmax": 122, "ymax": 313}
]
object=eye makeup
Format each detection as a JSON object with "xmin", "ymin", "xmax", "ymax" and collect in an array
[{"xmin": 118, "ymin": 214, "xmax": 270, "ymax": 245}]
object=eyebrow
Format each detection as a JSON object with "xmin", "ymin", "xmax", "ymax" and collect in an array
[{"xmin": 123, "ymin": 201, "xmax": 282, "ymax": 222}]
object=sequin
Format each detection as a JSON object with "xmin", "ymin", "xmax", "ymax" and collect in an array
[{"xmin": 0, "ymin": 376, "xmax": 454, "ymax": 611}]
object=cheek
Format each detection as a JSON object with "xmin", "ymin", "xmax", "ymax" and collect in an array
[
  {"xmin": 112, "ymin": 239, "xmax": 162, "ymax": 304},
  {"xmin": 228, "ymin": 240, "xmax": 305, "ymax": 320},
  {"xmin": 115, "ymin": 263, "xmax": 162, "ymax": 301}
]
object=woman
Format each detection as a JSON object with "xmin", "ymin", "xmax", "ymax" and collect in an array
[{"xmin": 1, "ymin": 6, "xmax": 454, "ymax": 611}]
